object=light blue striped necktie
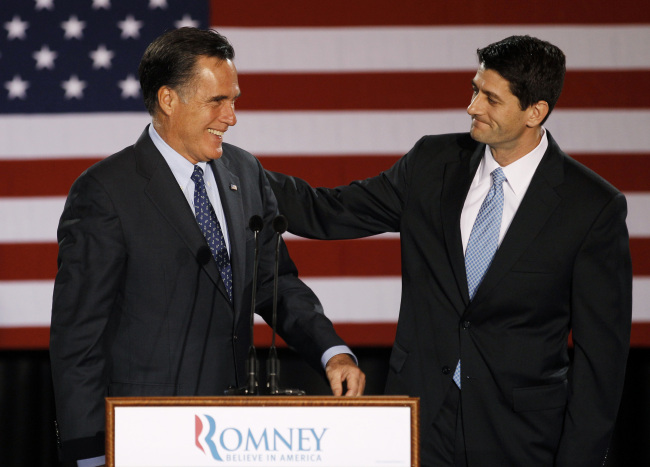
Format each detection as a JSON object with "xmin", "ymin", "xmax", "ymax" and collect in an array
[{"xmin": 454, "ymin": 167, "xmax": 507, "ymax": 388}]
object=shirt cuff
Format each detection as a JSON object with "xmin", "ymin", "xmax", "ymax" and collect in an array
[
  {"xmin": 77, "ymin": 455, "xmax": 105, "ymax": 467},
  {"xmin": 321, "ymin": 345, "xmax": 357, "ymax": 368}
]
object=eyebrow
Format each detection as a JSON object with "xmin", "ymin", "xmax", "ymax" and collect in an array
[
  {"xmin": 208, "ymin": 91, "xmax": 241, "ymax": 103},
  {"xmin": 472, "ymin": 80, "xmax": 502, "ymax": 102}
]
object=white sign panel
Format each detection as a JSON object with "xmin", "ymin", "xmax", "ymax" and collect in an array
[{"xmin": 113, "ymin": 405, "xmax": 412, "ymax": 467}]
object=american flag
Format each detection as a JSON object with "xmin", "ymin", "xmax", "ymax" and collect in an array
[{"xmin": 1, "ymin": 0, "xmax": 649, "ymax": 349}]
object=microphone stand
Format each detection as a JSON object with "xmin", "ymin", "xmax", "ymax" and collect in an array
[
  {"xmin": 225, "ymin": 215, "xmax": 264, "ymax": 395},
  {"xmin": 267, "ymin": 215, "xmax": 306, "ymax": 396}
]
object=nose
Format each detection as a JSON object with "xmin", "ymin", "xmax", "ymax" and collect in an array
[
  {"xmin": 467, "ymin": 92, "xmax": 482, "ymax": 116},
  {"xmin": 221, "ymin": 102, "xmax": 237, "ymax": 126}
]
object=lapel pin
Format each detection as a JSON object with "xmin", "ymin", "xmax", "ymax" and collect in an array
[{"xmin": 230, "ymin": 184, "xmax": 238, "ymax": 191}]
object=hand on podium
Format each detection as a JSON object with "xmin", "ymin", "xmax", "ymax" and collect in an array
[{"xmin": 325, "ymin": 354, "xmax": 366, "ymax": 396}]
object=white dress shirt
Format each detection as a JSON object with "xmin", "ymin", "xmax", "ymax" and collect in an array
[
  {"xmin": 461, "ymin": 129, "xmax": 549, "ymax": 253},
  {"xmin": 149, "ymin": 125, "xmax": 231, "ymax": 255}
]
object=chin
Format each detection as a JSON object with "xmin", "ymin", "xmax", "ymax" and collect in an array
[
  {"xmin": 207, "ymin": 149, "xmax": 223, "ymax": 160},
  {"xmin": 469, "ymin": 128, "xmax": 485, "ymax": 143}
]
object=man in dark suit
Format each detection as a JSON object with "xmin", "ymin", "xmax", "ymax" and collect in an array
[
  {"xmin": 50, "ymin": 28, "xmax": 364, "ymax": 466},
  {"xmin": 267, "ymin": 36, "xmax": 632, "ymax": 466}
]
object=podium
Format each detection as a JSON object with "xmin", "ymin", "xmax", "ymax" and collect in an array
[{"xmin": 106, "ymin": 396, "xmax": 419, "ymax": 466}]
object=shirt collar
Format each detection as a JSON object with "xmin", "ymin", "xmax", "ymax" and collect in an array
[
  {"xmin": 479, "ymin": 128, "xmax": 548, "ymax": 198},
  {"xmin": 148, "ymin": 124, "xmax": 207, "ymax": 189}
]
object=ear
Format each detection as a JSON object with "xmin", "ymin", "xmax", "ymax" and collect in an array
[
  {"xmin": 526, "ymin": 100, "xmax": 549, "ymax": 128},
  {"xmin": 157, "ymin": 86, "xmax": 176, "ymax": 117}
]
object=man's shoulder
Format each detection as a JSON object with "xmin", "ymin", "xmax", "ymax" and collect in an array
[
  {"xmin": 562, "ymin": 153, "xmax": 622, "ymax": 199},
  {"xmin": 412, "ymin": 132, "xmax": 479, "ymax": 156},
  {"xmin": 86, "ymin": 144, "xmax": 138, "ymax": 179},
  {"xmin": 546, "ymin": 134, "xmax": 622, "ymax": 199},
  {"xmin": 222, "ymin": 142, "xmax": 256, "ymax": 161},
  {"xmin": 220, "ymin": 142, "xmax": 262, "ymax": 173}
]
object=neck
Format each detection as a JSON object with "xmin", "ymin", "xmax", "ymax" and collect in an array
[{"xmin": 490, "ymin": 127, "xmax": 543, "ymax": 166}]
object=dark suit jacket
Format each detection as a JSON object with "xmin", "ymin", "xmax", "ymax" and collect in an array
[
  {"xmin": 50, "ymin": 127, "xmax": 346, "ymax": 461},
  {"xmin": 266, "ymin": 132, "xmax": 632, "ymax": 466}
]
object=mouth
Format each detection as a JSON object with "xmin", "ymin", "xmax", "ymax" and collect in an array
[{"xmin": 207, "ymin": 128, "xmax": 225, "ymax": 138}]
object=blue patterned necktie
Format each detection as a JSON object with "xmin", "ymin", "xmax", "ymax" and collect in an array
[
  {"xmin": 191, "ymin": 165, "xmax": 233, "ymax": 302},
  {"xmin": 454, "ymin": 166, "xmax": 507, "ymax": 388}
]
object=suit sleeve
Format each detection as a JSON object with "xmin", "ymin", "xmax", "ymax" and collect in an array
[
  {"xmin": 50, "ymin": 172, "xmax": 126, "ymax": 461},
  {"xmin": 555, "ymin": 192, "xmax": 632, "ymax": 466},
  {"xmin": 253, "ymin": 158, "xmax": 349, "ymax": 373},
  {"xmin": 264, "ymin": 137, "xmax": 426, "ymax": 240}
]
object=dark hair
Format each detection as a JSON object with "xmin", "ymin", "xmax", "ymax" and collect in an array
[
  {"xmin": 477, "ymin": 35, "xmax": 565, "ymax": 124},
  {"xmin": 138, "ymin": 27, "xmax": 235, "ymax": 116}
]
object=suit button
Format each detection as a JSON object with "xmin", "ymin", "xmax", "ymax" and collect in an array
[
  {"xmin": 233, "ymin": 335, "xmax": 238, "ymax": 341},
  {"xmin": 442, "ymin": 366, "xmax": 451, "ymax": 375},
  {"xmin": 462, "ymin": 321, "xmax": 471, "ymax": 329}
]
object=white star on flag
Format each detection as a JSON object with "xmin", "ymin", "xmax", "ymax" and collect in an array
[
  {"xmin": 35, "ymin": 0, "xmax": 55, "ymax": 11},
  {"xmin": 118, "ymin": 15, "xmax": 143, "ymax": 39},
  {"xmin": 4, "ymin": 75, "xmax": 30, "ymax": 100},
  {"xmin": 4, "ymin": 16, "xmax": 29, "ymax": 40},
  {"xmin": 174, "ymin": 14, "xmax": 200, "ymax": 29},
  {"xmin": 90, "ymin": 45, "xmax": 115, "ymax": 69},
  {"xmin": 92, "ymin": 0, "xmax": 111, "ymax": 9},
  {"xmin": 61, "ymin": 75, "xmax": 87, "ymax": 99},
  {"xmin": 61, "ymin": 15, "xmax": 86, "ymax": 40},
  {"xmin": 118, "ymin": 74, "xmax": 140, "ymax": 99},
  {"xmin": 149, "ymin": 0, "xmax": 168, "ymax": 9},
  {"xmin": 33, "ymin": 45, "xmax": 58, "ymax": 70}
]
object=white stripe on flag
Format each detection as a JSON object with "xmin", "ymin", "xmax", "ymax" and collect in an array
[
  {"xmin": 626, "ymin": 194, "xmax": 650, "ymax": 238},
  {"xmin": 1, "ymin": 192, "xmax": 649, "ymax": 243},
  {"xmin": 2, "ymin": 277, "xmax": 649, "ymax": 326},
  {"xmin": 0, "ymin": 280, "xmax": 54, "ymax": 326},
  {"xmin": 216, "ymin": 26, "xmax": 650, "ymax": 73},
  {"xmin": 3, "ymin": 110, "xmax": 649, "ymax": 158},
  {"xmin": 0, "ymin": 112, "xmax": 149, "ymax": 159},
  {"xmin": 0, "ymin": 197, "xmax": 65, "ymax": 243}
]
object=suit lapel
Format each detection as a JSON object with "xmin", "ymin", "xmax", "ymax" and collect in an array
[
  {"xmin": 470, "ymin": 134, "xmax": 564, "ymax": 305},
  {"xmin": 210, "ymin": 154, "xmax": 245, "ymax": 322},
  {"xmin": 441, "ymin": 143, "xmax": 483, "ymax": 311},
  {"xmin": 135, "ymin": 128, "xmax": 225, "ymax": 294}
]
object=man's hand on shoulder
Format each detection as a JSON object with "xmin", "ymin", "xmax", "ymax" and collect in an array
[{"xmin": 325, "ymin": 354, "xmax": 366, "ymax": 396}]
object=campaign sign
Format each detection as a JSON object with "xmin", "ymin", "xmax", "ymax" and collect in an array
[{"xmin": 107, "ymin": 397, "xmax": 418, "ymax": 467}]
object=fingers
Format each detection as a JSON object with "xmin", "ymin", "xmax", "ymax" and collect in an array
[{"xmin": 325, "ymin": 353, "xmax": 366, "ymax": 397}]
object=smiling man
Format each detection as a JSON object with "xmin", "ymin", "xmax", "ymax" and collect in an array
[
  {"xmin": 50, "ymin": 28, "xmax": 364, "ymax": 467},
  {"xmin": 267, "ymin": 35, "xmax": 632, "ymax": 466}
]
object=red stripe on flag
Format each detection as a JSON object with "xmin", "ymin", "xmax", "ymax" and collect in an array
[
  {"xmin": 289, "ymin": 239, "xmax": 401, "ymax": 277},
  {"xmin": 2, "ymin": 323, "xmax": 649, "ymax": 349},
  {"xmin": 254, "ymin": 323, "xmax": 398, "ymax": 348},
  {"xmin": 211, "ymin": 0, "xmax": 650, "ymax": 26},
  {"xmin": 572, "ymin": 154, "xmax": 650, "ymax": 193},
  {"xmin": 0, "ymin": 243, "xmax": 59, "ymax": 281},
  {"xmin": 0, "ymin": 158, "xmax": 101, "ymax": 198},
  {"xmin": 261, "ymin": 155, "xmax": 400, "ymax": 188},
  {"xmin": 261, "ymin": 154, "xmax": 650, "ymax": 193},
  {"xmin": 237, "ymin": 72, "xmax": 472, "ymax": 111},
  {"xmin": 3, "ymin": 153, "xmax": 649, "ymax": 198},
  {"xmin": 630, "ymin": 239, "xmax": 650, "ymax": 276},
  {"xmin": 236, "ymin": 71, "xmax": 650, "ymax": 111},
  {"xmin": 631, "ymin": 323, "xmax": 650, "ymax": 347},
  {"xmin": 4, "ymin": 237, "xmax": 650, "ymax": 280},
  {"xmin": 0, "ymin": 327, "xmax": 50, "ymax": 349}
]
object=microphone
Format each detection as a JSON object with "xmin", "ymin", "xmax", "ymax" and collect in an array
[
  {"xmin": 196, "ymin": 246, "xmax": 212, "ymax": 267},
  {"xmin": 267, "ymin": 215, "xmax": 305, "ymax": 395},
  {"xmin": 225, "ymin": 215, "xmax": 264, "ymax": 396},
  {"xmin": 246, "ymin": 215, "xmax": 264, "ymax": 395},
  {"xmin": 175, "ymin": 246, "xmax": 211, "ymax": 396}
]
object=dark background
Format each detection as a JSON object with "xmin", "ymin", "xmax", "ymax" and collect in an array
[{"xmin": 1, "ymin": 347, "xmax": 648, "ymax": 466}]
